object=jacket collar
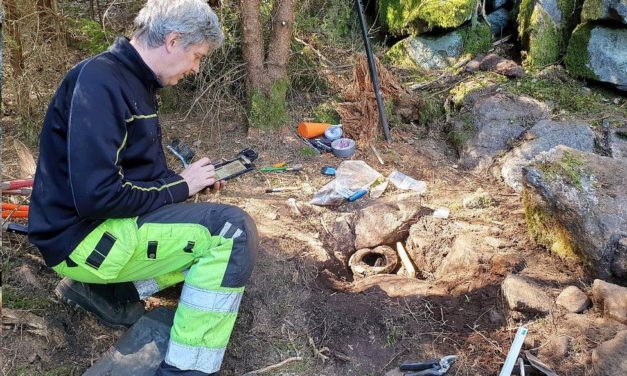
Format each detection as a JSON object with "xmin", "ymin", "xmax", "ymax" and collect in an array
[{"xmin": 108, "ymin": 36, "xmax": 163, "ymax": 90}]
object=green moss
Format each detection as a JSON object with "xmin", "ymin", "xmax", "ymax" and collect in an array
[
  {"xmin": 524, "ymin": 8, "xmax": 561, "ymax": 69},
  {"xmin": 379, "ymin": 0, "xmax": 476, "ymax": 35},
  {"xmin": 462, "ymin": 23, "xmax": 492, "ymax": 55},
  {"xmin": 564, "ymin": 23, "xmax": 597, "ymax": 79},
  {"xmin": 448, "ymin": 112, "xmax": 476, "ymax": 148},
  {"xmin": 537, "ymin": 151, "xmax": 585, "ymax": 190},
  {"xmin": 248, "ymin": 80, "xmax": 289, "ymax": 129},
  {"xmin": 385, "ymin": 39, "xmax": 420, "ymax": 68},
  {"xmin": 69, "ymin": 18, "xmax": 115, "ymax": 54},
  {"xmin": 4, "ymin": 286, "xmax": 53, "ymax": 310},
  {"xmin": 449, "ymin": 73, "xmax": 504, "ymax": 106},
  {"xmin": 419, "ymin": 96, "xmax": 444, "ymax": 125},
  {"xmin": 314, "ymin": 102, "xmax": 340, "ymax": 124},
  {"xmin": 378, "ymin": 0, "xmax": 421, "ymax": 35},
  {"xmin": 507, "ymin": 72, "xmax": 603, "ymax": 114},
  {"xmin": 581, "ymin": 0, "xmax": 604, "ymax": 21},
  {"xmin": 520, "ymin": 0, "xmax": 584, "ymax": 69},
  {"xmin": 517, "ymin": 0, "xmax": 536, "ymax": 42},
  {"xmin": 416, "ymin": 0, "xmax": 478, "ymax": 29},
  {"xmin": 524, "ymin": 191, "xmax": 579, "ymax": 259}
]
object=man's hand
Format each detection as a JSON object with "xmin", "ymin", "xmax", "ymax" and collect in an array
[{"xmin": 179, "ymin": 158, "xmax": 225, "ymax": 196}]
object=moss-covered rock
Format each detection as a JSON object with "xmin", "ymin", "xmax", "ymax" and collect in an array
[
  {"xmin": 378, "ymin": 0, "xmax": 478, "ymax": 35},
  {"xmin": 518, "ymin": 0, "xmax": 584, "ymax": 69},
  {"xmin": 522, "ymin": 146, "xmax": 627, "ymax": 279},
  {"xmin": 581, "ymin": 0, "xmax": 627, "ymax": 24},
  {"xmin": 386, "ymin": 30, "xmax": 464, "ymax": 69},
  {"xmin": 564, "ymin": 23, "xmax": 596, "ymax": 79},
  {"xmin": 565, "ymin": 24, "xmax": 627, "ymax": 89}
]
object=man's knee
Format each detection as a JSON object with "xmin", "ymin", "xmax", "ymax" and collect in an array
[{"xmin": 217, "ymin": 205, "xmax": 259, "ymax": 288}]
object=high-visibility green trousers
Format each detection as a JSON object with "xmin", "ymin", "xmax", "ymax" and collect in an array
[{"xmin": 52, "ymin": 203, "xmax": 259, "ymax": 374}]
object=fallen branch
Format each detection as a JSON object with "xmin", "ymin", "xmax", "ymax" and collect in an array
[
  {"xmin": 294, "ymin": 36, "xmax": 334, "ymax": 68},
  {"xmin": 242, "ymin": 357, "xmax": 302, "ymax": 375}
]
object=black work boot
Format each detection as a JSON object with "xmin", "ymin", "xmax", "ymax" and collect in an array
[
  {"xmin": 154, "ymin": 361, "xmax": 217, "ymax": 375},
  {"xmin": 54, "ymin": 277, "xmax": 145, "ymax": 328}
]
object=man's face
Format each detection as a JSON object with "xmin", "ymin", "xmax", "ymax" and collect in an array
[{"xmin": 159, "ymin": 39, "xmax": 210, "ymax": 86}]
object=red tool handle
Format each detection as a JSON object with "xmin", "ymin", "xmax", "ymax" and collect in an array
[{"xmin": 1, "ymin": 179, "xmax": 33, "ymax": 190}]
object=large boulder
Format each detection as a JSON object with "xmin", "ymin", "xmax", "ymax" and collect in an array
[
  {"xmin": 609, "ymin": 127, "xmax": 627, "ymax": 160},
  {"xmin": 518, "ymin": 0, "xmax": 583, "ymax": 68},
  {"xmin": 581, "ymin": 0, "xmax": 627, "ymax": 24},
  {"xmin": 591, "ymin": 330, "xmax": 627, "ymax": 376},
  {"xmin": 378, "ymin": 0, "xmax": 477, "ymax": 35},
  {"xmin": 501, "ymin": 119, "xmax": 595, "ymax": 192},
  {"xmin": 522, "ymin": 146, "xmax": 627, "ymax": 278},
  {"xmin": 452, "ymin": 92, "xmax": 551, "ymax": 171},
  {"xmin": 354, "ymin": 193, "xmax": 429, "ymax": 250},
  {"xmin": 488, "ymin": 8, "xmax": 512, "ymax": 36},
  {"xmin": 565, "ymin": 24, "xmax": 627, "ymax": 91},
  {"xmin": 386, "ymin": 30, "xmax": 464, "ymax": 70}
]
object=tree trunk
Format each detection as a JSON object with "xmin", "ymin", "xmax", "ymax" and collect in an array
[
  {"xmin": 239, "ymin": 0, "xmax": 295, "ymax": 128},
  {"xmin": 266, "ymin": 0, "xmax": 295, "ymax": 83},
  {"xmin": 240, "ymin": 0, "xmax": 268, "ymax": 93}
]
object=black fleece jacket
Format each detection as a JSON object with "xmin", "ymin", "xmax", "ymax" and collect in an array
[{"xmin": 28, "ymin": 37, "xmax": 189, "ymax": 267}]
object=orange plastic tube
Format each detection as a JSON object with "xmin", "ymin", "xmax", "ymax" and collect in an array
[
  {"xmin": 2, "ymin": 210, "xmax": 28, "ymax": 218},
  {"xmin": 297, "ymin": 122, "xmax": 330, "ymax": 138}
]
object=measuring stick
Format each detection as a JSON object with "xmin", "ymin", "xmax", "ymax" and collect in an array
[{"xmin": 499, "ymin": 326, "xmax": 528, "ymax": 376}]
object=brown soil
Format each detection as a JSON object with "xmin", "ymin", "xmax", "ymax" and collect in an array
[{"xmin": 2, "ymin": 109, "xmax": 615, "ymax": 376}]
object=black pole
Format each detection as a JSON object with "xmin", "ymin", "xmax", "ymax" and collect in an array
[{"xmin": 355, "ymin": 0, "xmax": 392, "ymax": 143}]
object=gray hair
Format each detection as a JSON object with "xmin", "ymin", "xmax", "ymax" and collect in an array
[{"xmin": 133, "ymin": 0, "xmax": 224, "ymax": 50}]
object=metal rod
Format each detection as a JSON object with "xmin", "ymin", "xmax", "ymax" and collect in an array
[{"xmin": 355, "ymin": 0, "xmax": 392, "ymax": 143}]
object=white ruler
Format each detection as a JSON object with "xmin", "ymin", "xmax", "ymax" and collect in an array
[{"xmin": 499, "ymin": 326, "xmax": 528, "ymax": 376}]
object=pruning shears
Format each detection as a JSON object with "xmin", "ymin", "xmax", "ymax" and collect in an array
[{"xmin": 399, "ymin": 355, "xmax": 458, "ymax": 375}]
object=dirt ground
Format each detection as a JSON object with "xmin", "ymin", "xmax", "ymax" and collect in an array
[{"xmin": 2, "ymin": 102, "xmax": 618, "ymax": 376}]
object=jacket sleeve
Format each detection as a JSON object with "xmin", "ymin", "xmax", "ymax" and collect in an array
[{"xmin": 67, "ymin": 64, "xmax": 189, "ymax": 220}]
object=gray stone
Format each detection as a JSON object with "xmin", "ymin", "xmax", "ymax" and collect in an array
[
  {"xmin": 591, "ymin": 330, "xmax": 627, "ymax": 376},
  {"xmin": 538, "ymin": 335, "xmax": 570, "ymax": 359},
  {"xmin": 501, "ymin": 120, "xmax": 595, "ymax": 192},
  {"xmin": 501, "ymin": 274, "xmax": 553, "ymax": 314},
  {"xmin": 523, "ymin": 146, "xmax": 627, "ymax": 278},
  {"xmin": 587, "ymin": 27, "xmax": 627, "ymax": 89},
  {"xmin": 388, "ymin": 31, "xmax": 464, "ymax": 70},
  {"xmin": 405, "ymin": 216, "xmax": 455, "ymax": 277},
  {"xmin": 592, "ymin": 279, "xmax": 627, "ymax": 324},
  {"xmin": 556, "ymin": 285, "xmax": 590, "ymax": 313},
  {"xmin": 487, "ymin": 8, "xmax": 511, "ymax": 36},
  {"xmin": 582, "ymin": 0, "xmax": 627, "ymax": 24},
  {"xmin": 435, "ymin": 233, "xmax": 485, "ymax": 278},
  {"xmin": 492, "ymin": 0, "xmax": 509, "ymax": 8},
  {"xmin": 455, "ymin": 92, "xmax": 550, "ymax": 171},
  {"xmin": 609, "ymin": 128, "xmax": 627, "ymax": 160},
  {"xmin": 354, "ymin": 193, "xmax": 429, "ymax": 250}
]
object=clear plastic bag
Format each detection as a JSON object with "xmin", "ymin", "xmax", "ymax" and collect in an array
[
  {"xmin": 388, "ymin": 170, "xmax": 427, "ymax": 194},
  {"xmin": 311, "ymin": 160, "xmax": 384, "ymax": 206}
]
